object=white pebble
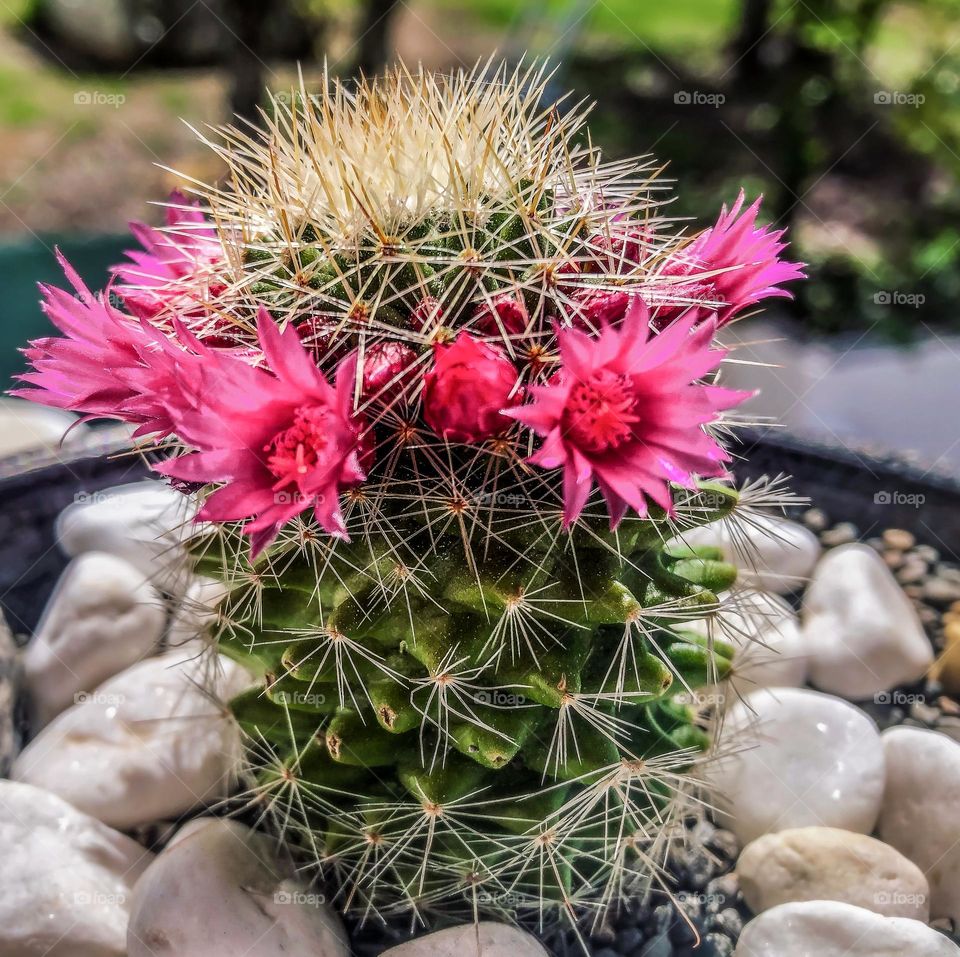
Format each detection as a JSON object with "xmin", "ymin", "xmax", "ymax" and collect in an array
[
  {"xmin": 710, "ymin": 687, "xmax": 885, "ymax": 844},
  {"xmin": 879, "ymin": 726, "xmax": 960, "ymax": 922},
  {"xmin": 803, "ymin": 544, "xmax": 933, "ymax": 699},
  {"xmin": 167, "ymin": 576, "xmax": 229, "ymax": 648},
  {"xmin": 13, "ymin": 648, "xmax": 252, "ymax": 829},
  {"xmin": 0, "ymin": 398, "xmax": 85, "ymax": 456},
  {"xmin": 672, "ymin": 512, "xmax": 821, "ymax": 594},
  {"xmin": 735, "ymin": 900, "xmax": 959, "ymax": 956},
  {"xmin": 57, "ymin": 480, "xmax": 200, "ymax": 594},
  {"xmin": 0, "ymin": 779, "xmax": 153, "ymax": 957},
  {"xmin": 127, "ymin": 818, "xmax": 348, "ymax": 957},
  {"xmin": 686, "ymin": 590, "xmax": 807, "ymax": 693},
  {"xmin": 380, "ymin": 923, "xmax": 549, "ymax": 957},
  {"xmin": 24, "ymin": 552, "xmax": 166, "ymax": 728}
]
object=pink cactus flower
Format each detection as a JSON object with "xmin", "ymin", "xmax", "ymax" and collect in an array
[
  {"xmin": 473, "ymin": 293, "xmax": 529, "ymax": 337},
  {"xmin": 155, "ymin": 308, "xmax": 368, "ymax": 555},
  {"xmin": 361, "ymin": 340, "xmax": 418, "ymax": 397},
  {"xmin": 11, "ymin": 251, "xmax": 194, "ymax": 437},
  {"xmin": 670, "ymin": 191, "xmax": 805, "ymax": 326},
  {"xmin": 422, "ymin": 332, "xmax": 522, "ymax": 443},
  {"xmin": 112, "ymin": 190, "xmax": 224, "ymax": 320},
  {"xmin": 506, "ymin": 298, "xmax": 751, "ymax": 528}
]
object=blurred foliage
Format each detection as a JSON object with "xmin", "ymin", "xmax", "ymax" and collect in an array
[{"xmin": 2, "ymin": 0, "xmax": 959, "ymax": 339}]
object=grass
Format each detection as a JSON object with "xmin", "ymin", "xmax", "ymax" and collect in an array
[{"xmin": 433, "ymin": 0, "xmax": 739, "ymax": 51}]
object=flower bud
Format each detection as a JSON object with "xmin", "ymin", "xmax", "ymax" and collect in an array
[
  {"xmin": 472, "ymin": 293, "xmax": 528, "ymax": 337},
  {"xmin": 362, "ymin": 340, "xmax": 418, "ymax": 396},
  {"xmin": 422, "ymin": 333, "xmax": 521, "ymax": 443}
]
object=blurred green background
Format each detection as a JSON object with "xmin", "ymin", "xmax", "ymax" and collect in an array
[{"xmin": 0, "ymin": 0, "xmax": 957, "ymax": 389}]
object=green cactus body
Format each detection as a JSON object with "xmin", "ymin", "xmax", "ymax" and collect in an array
[{"xmin": 195, "ymin": 481, "xmax": 737, "ymax": 921}]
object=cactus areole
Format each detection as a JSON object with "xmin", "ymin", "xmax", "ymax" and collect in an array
[{"xmin": 12, "ymin": 63, "xmax": 804, "ymax": 937}]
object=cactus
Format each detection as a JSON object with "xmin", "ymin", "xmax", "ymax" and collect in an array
[
  {"xmin": 194, "ymin": 481, "xmax": 739, "ymax": 924},
  {"xmin": 13, "ymin": 61, "xmax": 804, "ymax": 935}
]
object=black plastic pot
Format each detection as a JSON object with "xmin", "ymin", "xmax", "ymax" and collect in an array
[{"xmin": 2, "ymin": 426, "xmax": 959, "ymax": 639}]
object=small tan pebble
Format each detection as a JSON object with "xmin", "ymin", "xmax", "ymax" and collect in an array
[
  {"xmin": 903, "ymin": 584, "xmax": 924, "ymax": 600},
  {"xmin": 883, "ymin": 529, "xmax": 917, "ymax": 551},
  {"xmin": 897, "ymin": 558, "xmax": 928, "ymax": 584},
  {"xmin": 931, "ymin": 642, "xmax": 960, "ymax": 694},
  {"xmin": 945, "ymin": 621, "xmax": 960, "ymax": 646},
  {"xmin": 951, "ymin": 601, "xmax": 960, "ymax": 615},
  {"xmin": 938, "ymin": 696, "xmax": 960, "ymax": 716},
  {"xmin": 883, "ymin": 550, "xmax": 904, "ymax": 569},
  {"xmin": 916, "ymin": 545, "xmax": 940, "ymax": 563},
  {"xmin": 910, "ymin": 700, "xmax": 940, "ymax": 725},
  {"xmin": 821, "ymin": 522, "xmax": 859, "ymax": 546},
  {"xmin": 803, "ymin": 508, "xmax": 829, "ymax": 531},
  {"xmin": 918, "ymin": 606, "xmax": 939, "ymax": 627}
]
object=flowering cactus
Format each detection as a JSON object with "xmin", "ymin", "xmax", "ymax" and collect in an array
[{"xmin": 11, "ymin": 62, "xmax": 804, "ymax": 935}]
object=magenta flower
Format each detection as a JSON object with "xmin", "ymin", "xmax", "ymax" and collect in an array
[
  {"xmin": 473, "ymin": 293, "xmax": 529, "ymax": 337},
  {"xmin": 155, "ymin": 308, "xmax": 368, "ymax": 555},
  {"xmin": 112, "ymin": 190, "xmax": 224, "ymax": 320},
  {"xmin": 506, "ymin": 298, "xmax": 750, "ymax": 528},
  {"xmin": 422, "ymin": 333, "xmax": 522, "ymax": 443},
  {"xmin": 674, "ymin": 191, "xmax": 805, "ymax": 326},
  {"xmin": 11, "ymin": 252, "xmax": 194, "ymax": 437}
]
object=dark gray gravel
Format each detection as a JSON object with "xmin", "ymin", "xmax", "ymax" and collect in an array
[{"xmin": 0, "ymin": 611, "xmax": 21, "ymax": 776}]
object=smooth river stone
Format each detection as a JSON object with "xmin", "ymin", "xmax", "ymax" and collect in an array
[
  {"xmin": 56, "ymin": 480, "xmax": 199, "ymax": 594},
  {"xmin": 735, "ymin": 900, "xmax": 959, "ymax": 956},
  {"xmin": 24, "ymin": 551, "xmax": 166, "ymax": 728},
  {"xmin": 380, "ymin": 923, "xmax": 550, "ymax": 957},
  {"xmin": 0, "ymin": 779, "xmax": 153, "ymax": 957},
  {"xmin": 803, "ymin": 543, "xmax": 933, "ymax": 699},
  {"xmin": 13, "ymin": 648, "xmax": 252, "ymax": 829},
  {"xmin": 686, "ymin": 590, "xmax": 807, "ymax": 694},
  {"xmin": 710, "ymin": 687, "xmax": 885, "ymax": 844},
  {"xmin": 737, "ymin": 826, "xmax": 929, "ymax": 920},
  {"xmin": 878, "ymin": 726, "xmax": 960, "ymax": 921},
  {"xmin": 672, "ymin": 512, "xmax": 821, "ymax": 594},
  {"xmin": 127, "ymin": 818, "xmax": 348, "ymax": 957}
]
